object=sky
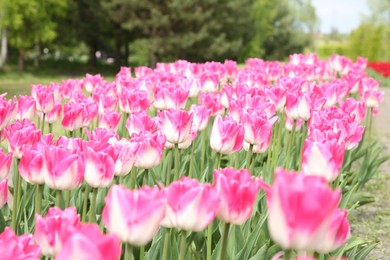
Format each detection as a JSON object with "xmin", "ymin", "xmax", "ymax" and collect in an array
[{"xmin": 311, "ymin": 0, "xmax": 370, "ymax": 34}]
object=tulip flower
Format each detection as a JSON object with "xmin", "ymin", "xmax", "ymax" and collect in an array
[
  {"xmin": 19, "ymin": 145, "xmax": 46, "ymax": 184},
  {"xmin": 43, "ymin": 145, "xmax": 85, "ymax": 190},
  {"xmin": 34, "ymin": 207, "xmax": 80, "ymax": 257},
  {"xmin": 56, "ymin": 223, "xmax": 121, "ymax": 260},
  {"xmin": 210, "ymin": 115, "xmax": 244, "ymax": 154},
  {"xmin": 241, "ymin": 109, "xmax": 277, "ymax": 146},
  {"xmin": 126, "ymin": 111, "xmax": 158, "ymax": 136},
  {"xmin": 213, "ymin": 168, "xmax": 262, "ymax": 224},
  {"xmin": 45, "ymin": 103, "xmax": 62, "ymax": 124},
  {"xmin": 302, "ymin": 139, "xmax": 345, "ymax": 182},
  {"xmin": 162, "ymin": 177, "xmax": 220, "ymax": 231},
  {"xmin": 16, "ymin": 95, "xmax": 36, "ymax": 121},
  {"xmin": 1, "ymin": 96, "xmax": 22, "ymax": 130},
  {"xmin": 132, "ymin": 131, "xmax": 166, "ymax": 169},
  {"xmin": 62, "ymin": 102, "xmax": 84, "ymax": 132},
  {"xmin": 83, "ymin": 73, "xmax": 103, "ymax": 93},
  {"xmin": 158, "ymin": 109, "xmax": 193, "ymax": 145},
  {"xmin": 119, "ymin": 88, "xmax": 151, "ymax": 114},
  {"xmin": 189, "ymin": 104, "xmax": 212, "ymax": 131},
  {"xmin": 98, "ymin": 111, "xmax": 121, "ymax": 132},
  {"xmin": 112, "ymin": 139, "xmax": 139, "ymax": 176},
  {"xmin": 31, "ymin": 84, "xmax": 56, "ymax": 114},
  {"xmin": 262, "ymin": 168, "xmax": 342, "ymax": 252},
  {"xmin": 3, "ymin": 119, "xmax": 41, "ymax": 159},
  {"xmin": 83, "ymin": 146, "xmax": 115, "ymax": 188},
  {"xmin": 0, "ymin": 227, "xmax": 41, "ymax": 259},
  {"xmin": 0, "ymin": 179, "xmax": 8, "ymax": 209},
  {"xmin": 0, "ymin": 149, "xmax": 12, "ymax": 181},
  {"xmin": 312, "ymin": 209, "xmax": 350, "ymax": 253},
  {"xmin": 103, "ymin": 185, "xmax": 166, "ymax": 246}
]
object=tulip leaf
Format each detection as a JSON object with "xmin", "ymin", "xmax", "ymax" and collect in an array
[{"xmin": 248, "ymin": 243, "xmax": 268, "ymax": 260}]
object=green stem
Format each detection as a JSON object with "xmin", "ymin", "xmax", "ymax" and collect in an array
[
  {"xmin": 48, "ymin": 123, "xmax": 53, "ymax": 135},
  {"xmin": 219, "ymin": 223, "xmax": 231, "ymax": 260},
  {"xmin": 89, "ymin": 187, "xmax": 98, "ymax": 223},
  {"xmin": 162, "ymin": 229, "xmax": 170, "ymax": 260},
  {"xmin": 165, "ymin": 150, "xmax": 173, "ymax": 186},
  {"xmin": 124, "ymin": 243, "xmax": 134, "ymax": 260},
  {"xmin": 246, "ymin": 144, "xmax": 254, "ymax": 170},
  {"xmin": 35, "ymin": 184, "xmax": 44, "ymax": 217},
  {"xmin": 283, "ymin": 249, "xmax": 292, "ymax": 260},
  {"xmin": 207, "ymin": 222, "xmax": 212, "ymax": 260},
  {"xmin": 174, "ymin": 144, "xmax": 180, "ymax": 181},
  {"xmin": 64, "ymin": 190, "xmax": 70, "ymax": 208},
  {"xmin": 366, "ymin": 108, "xmax": 373, "ymax": 146},
  {"xmin": 130, "ymin": 168, "xmax": 137, "ymax": 189},
  {"xmin": 121, "ymin": 112, "xmax": 129, "ymax": 139},
  {"xmin": 272, "ymin": 113, "xmax": 285, "ymax": 172},
  {"xmin": 41, "ymin": 113, "xmax": 46, "ymax": 134},
  {"xmin": 11, "ymin": 159, "xmax": 22, "ymax": 231},
  {"xmin": 140, "ymin": 245, "xmax": 145, "ymax": 260},
  {"xmin": 285, "ymin": 120, "xmax": 296, "ymax": 169},
  {"xmin": 214, "ymin": 152, "xmax": 221, "ymax": 169},
  {"xmin": 81, "ymin": 184, "xmax": 90, "ymax": 222},
  {"xmin": 188, "ymin": 143, "xmax": 196, "ymax": 178},
  {"xmin": 56, "ymin": 190, "xmax": 62, "ymax": 208},
  {"xmin": 179, "ymin": 230, "xmax": 187, "ymax": 260},
  {"xmin": 200, "ymin": 130, "xmax": 207, "ymax": 174},
  {"xmin": 297, "ymin": 121, "xmax": 308, "ymax": 171}
]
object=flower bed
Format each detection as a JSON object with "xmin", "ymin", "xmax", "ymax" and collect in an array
[
  {"xmin": 0, "ymin": 53, "xmax": 387, "ymax": 260},
  {"xmin": 368, "ymin": 62, "xmax": 390, "ymax": 77}
]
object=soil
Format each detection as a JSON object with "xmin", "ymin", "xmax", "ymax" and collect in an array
[{"xmin": 349, "ymin": 88, "xmax": 390, "ymax": 260}]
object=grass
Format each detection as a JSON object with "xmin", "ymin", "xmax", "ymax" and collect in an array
[
  {"xmin": 0, "ymin": 58, "xmax": 117, "ymax": 97},
  {"xmin": 366, "ymin": 68, "xmax": 390, "ymax": 87}
]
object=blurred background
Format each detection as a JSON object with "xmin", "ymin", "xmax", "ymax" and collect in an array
[{"xmin": 0, "ymin": 0, "xmax": 388, "ymax": 80}]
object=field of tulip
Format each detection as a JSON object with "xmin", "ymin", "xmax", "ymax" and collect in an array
[{"xmin": 0, "ymin": 53, "xmax": 388, "ymax": 260}]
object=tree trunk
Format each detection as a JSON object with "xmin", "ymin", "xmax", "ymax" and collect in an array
[
  {"xmin": 89, "ymin": 44, "xmax": 97, "ymax": 70},
  {"xmin": 124, "ymin": 40, "xmax": 129, "ymax": 66},
  {"xmin": 18, "ymin": 49, "xmax": 26, "ymax": 72},
  {"xmin": 0, "ymin": 28, "xmax": 7, "ymax": 68},
  {"xmin": 114, "ymin": 23, "xmax": 122, "ymax": 69},
  {"xmin": 34, "ymin": 40, "xmax": 40, "ymax": 67}
]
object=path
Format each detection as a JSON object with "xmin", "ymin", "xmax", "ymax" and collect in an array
[{"xmin": 349, "ymin": 88, "xmax": 390, "ymax": 259}]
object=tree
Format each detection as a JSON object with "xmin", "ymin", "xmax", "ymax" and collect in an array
[
  {"xmin": 3, "ymin": 0, "xmax": 68, "ymax": 71},
  {"xmin": 245, "ymin": 0, "xmax": 318, "ymax": 61}
]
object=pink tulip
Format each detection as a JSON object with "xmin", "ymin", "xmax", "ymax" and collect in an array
[
  {"xmin": 55, "ymin": 137, "xmax": 84, "ymax": 153},
  {"xmin": 97, "ymin": 94, "xmax": 118, "ymax": 115},
  {"xmin": 119, "ymin": 88, "xmax": 151, "ymax": 114},
  {"xmin": 103, "ymin": 185, "xmax": 166, "ymax": 246},
  {"xmin": 210, "ymin": 115, "xmax": 244, "ymax": 154},
  {"xmin": 302, "ymin": 139, "xmax": 345, "ymax": 182},
  {"xmin": 0, "ymin": 94, "xmax": 17, "ymax": 127},
  {"xmin": 112, "ymin": 139, "xmax": 139, "ymax": 176},
  {"xmin": 329, "ymin": 55, "xmax": 351, "ymax": 75},
  {"xmin": 98, "ymin": 111, "xmax": 121, "ymax": 132},
  {"xmin": 266, "ymin": 86, "xmax": 287, "ymax": 112},
  {"xmin": 0, "ymin": 179, "xmax": 8, "ymax": 209},
  {"xmin": 213, "ymin": 168, "xmax": 262, "ymax": 224},
  {"xmin": 83, "ymin": 146, "xmax": 115, "ymax": 188},
  {"xmin": 83, "ymin": 74, "xmax": 103, "ymax": 93},
  {"xmin": 0, "ymin": 227, "xmax": 41, "ymax": 260},
  {"xmin": 62, "ymin": 102, "xmax": 84, "ymax": 132},
  {"xmin": 45, "ymin": 103, "xmax": 62, "ymax": 124},
  {"xmin": 16, "ymin": 95, "xmax": 36, "ymax": 121},
  {"xmin": 31, "ymin": 84, "xmax": 55, "ymax": 113},
  {"xmin": 189, "ymin": 104, "xmax": 212, "ymax": 131},
  {"xmin": 339, "ymin": 98, "xmax": 366, "ymax": 123},
  {"xmin": 60, "ymin": 79, "xmax": 84, "ymax": 99},
  {"xmin": 19, "ymin": 145, "xmax": 46, "ymax": 184},
  {"xmin": 198, "ymin": 92, "xmax": 224, "ymax": 116},
  {"xmin": 162, "ymin": 177, "xmax": 219, "ymax": 231},
  {"xmin": 56, "ymin": 223, "xmax": 121, "ymax": 260},
  {"xmin": 0, "ymin": 149, "xmax": 12, "ymax": 181},
  {"xmin": 132, "ymin": 131, "xmax": 166, "ymax": 169},
  {"xmin": 262, "ymin": 168, "xmax": 341, "ymax": 251},
  {"xmin": 312, "ymin": 209, "xmax": 350, "ymax": 253},
  {"xmin": 34, "ymin": 207, "xmax": 80, "ymax": 257},
  {"xmin": 200, "ymin": 73, "xmax": 219, "ymax": 92},
  {"xmin": 158, "ymin": 109, "xmax": 193, "ymax": 145},
  {"xmin": 163, "ymin": 84, "xmax": 190, "ymax": 109},
  {"xmin": 3, "ymin": 119, "xmax": 41, "ymax": 159},
  {"xmin": 241, "ymin": 109, "xmax": 277, "ymax": 146},
  {"xmin": 126, "ymin": 111, "xmax": 158, "ymax": 136},
  {"xmin": 86, "ymin": 128, "xmax": 119, "ymax": 144},
  {"xmin": 43, "ymin": 145, "xmax": 85, "ymax": 190}
]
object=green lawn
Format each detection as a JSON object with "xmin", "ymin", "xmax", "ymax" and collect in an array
[{"xmin": 0, "ymin": 59, "xmax": 117, "ymax": 98}]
